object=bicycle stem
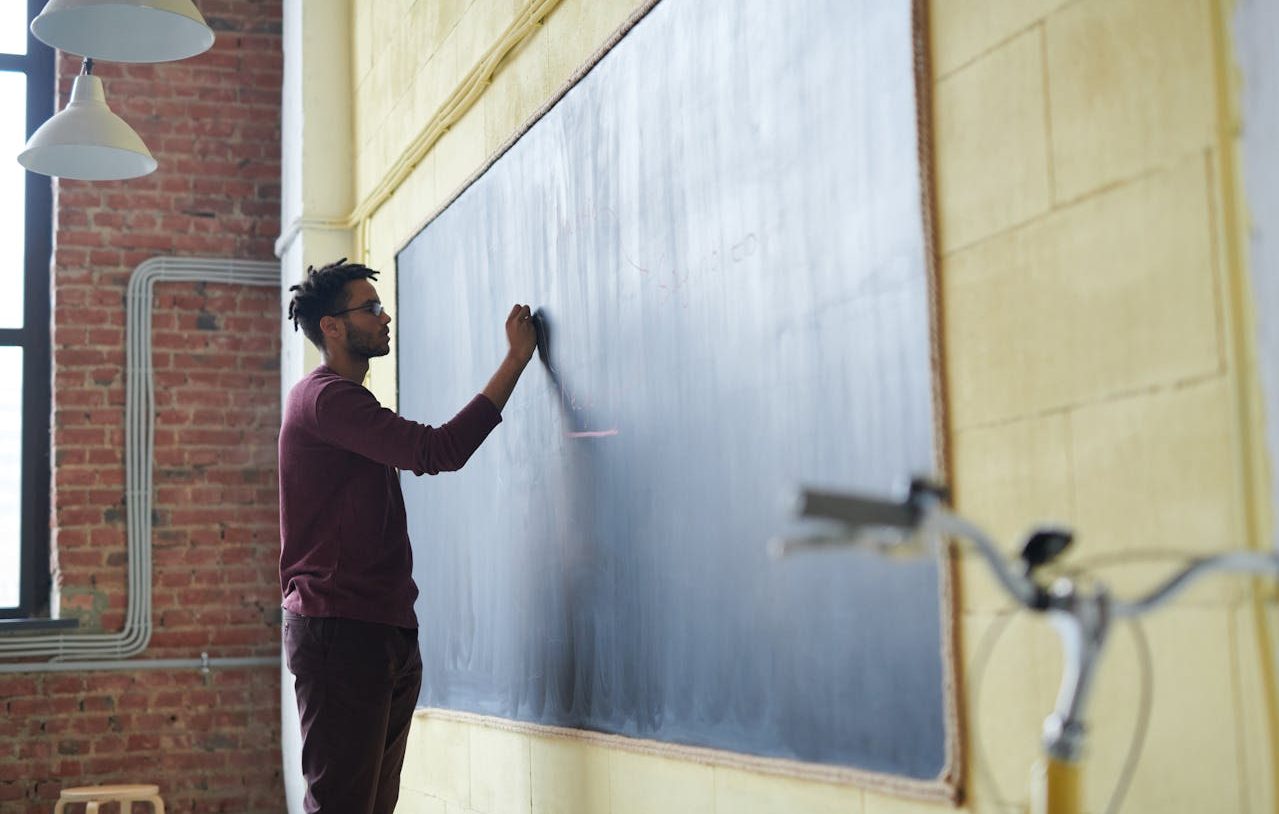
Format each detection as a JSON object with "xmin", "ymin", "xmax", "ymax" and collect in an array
[
  {"xmin": 923, "ymin": 500, "xmax": 1105, "ymax": 761},
  {"xmin": 1041, "ymin": 582, "xmax": 1111, "ymax": 762}
]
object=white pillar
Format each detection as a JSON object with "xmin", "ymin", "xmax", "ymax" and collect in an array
[
  {"xmin": 1235, "ymin": 0, "xmax": 1279, "ymax": 550},
  {"xmin": 278, "ymin": 1, "xmax": 355, "ymax": 810}
]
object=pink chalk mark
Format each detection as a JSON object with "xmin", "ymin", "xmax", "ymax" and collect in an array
[{"xmin": 565, "ymin": 429, "xmax": 620, "ymax": 439}]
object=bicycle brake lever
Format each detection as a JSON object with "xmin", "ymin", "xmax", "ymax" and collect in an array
[{"xmin": 1020, "ymin": 527, "xmax": 1074, "ymax": 573}]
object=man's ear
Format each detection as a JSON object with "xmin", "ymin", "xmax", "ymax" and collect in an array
[
  {"xmin": 319, "ymin": 315, "xmax": 345, "ymax": 351},
  {"xmin": 319, "ymin": 314, "xmax": 341, "ymax": 339}
]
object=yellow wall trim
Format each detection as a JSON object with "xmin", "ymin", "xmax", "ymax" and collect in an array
[
  {"xmin": 1209, "ymin": 0, "xmax": 1279, "ymax": 807},
  {"xmin": 415, "ymin": 707, "xmax": 956, "ymax": 804},
  {"xmin": 346, "ymin": 0, "xmax": 562, "ymax": 259},
  {"xmin": 383, "ymin": 0, "xmax": 665, "ymax": 262}
]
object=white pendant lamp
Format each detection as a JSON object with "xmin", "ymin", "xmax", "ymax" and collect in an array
[
  {"xmin": 18, "ymin": 59, "xmax": 156, "ymax": 181},
  {"xmin": 31, "ymin": 0, "xmax": 215, "ymax": 63}
]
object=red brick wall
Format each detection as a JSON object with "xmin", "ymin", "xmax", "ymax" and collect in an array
[{"xmin": 0, "ymin": 2, "xmax": 285, "ymax": 811}]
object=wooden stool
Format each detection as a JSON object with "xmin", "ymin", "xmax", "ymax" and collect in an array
[{"xmin": 53, "ymin": 784, "xmax": 165, "ymax": 813}]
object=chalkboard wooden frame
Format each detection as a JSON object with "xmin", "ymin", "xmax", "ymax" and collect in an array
[{"xmin": 395, "ymin": 0, "xmax": 959, "ymax": 801}]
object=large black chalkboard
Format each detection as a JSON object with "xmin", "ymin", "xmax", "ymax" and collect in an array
[{"xmin": 397, "ymin": 0, "xmax": 952, "ymax": 789}]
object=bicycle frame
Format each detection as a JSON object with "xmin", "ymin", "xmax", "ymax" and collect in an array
[
  {"xmin": 775, "ymin": 480, "xmax": 1279, "ymax": 814},
  {"xmin": 1031, "ymin": 757, "xmax": 1081, "ymax": 814}
]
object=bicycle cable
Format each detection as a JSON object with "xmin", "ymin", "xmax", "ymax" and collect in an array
[
  {"xmin": 967, "ymin": 607, "xmax": 1017, "ymax": 811},
  {"xmin": 1102, "ymin": 617, "xmax": 1153, "ymax": 814}
]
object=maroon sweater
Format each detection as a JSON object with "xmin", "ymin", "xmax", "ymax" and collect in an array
[{"xmin": 278, "ymin": 365, "xmax": 502, "ymax": 628}]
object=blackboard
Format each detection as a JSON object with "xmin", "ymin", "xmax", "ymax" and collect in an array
[{"xmin": 397, "ymin": 0, "xmax": 954, "ymax": 792}]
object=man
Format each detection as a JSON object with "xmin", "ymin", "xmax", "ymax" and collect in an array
[{"xmin": 278, "ymin": 258, "xmax": 536, "ymax": 813}]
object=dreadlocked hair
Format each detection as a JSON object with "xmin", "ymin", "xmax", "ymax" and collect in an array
[{"xmin": 287, "ymin": 258, "xmax": 380, "ymax": 350}]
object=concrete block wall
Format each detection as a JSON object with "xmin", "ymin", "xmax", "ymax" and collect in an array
[
  {"xmin": 0, "ymin": 1, "xmax": 286, "ymax": 810},
  {"xmin": 336, "ymin": 0, "xmax": 1278, "ymax": 812},
  {"xmin": 935, "ymin": 0, "xmax": 1275, "ymax": 812}
]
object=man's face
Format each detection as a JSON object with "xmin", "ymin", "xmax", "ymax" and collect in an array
[{"xmin": 336, "ymin": 279, "xmax": 391, "ymax": 359}]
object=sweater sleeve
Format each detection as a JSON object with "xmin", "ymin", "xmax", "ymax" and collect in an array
[{"xmin": 313, "ymin": 380, "xmax": 503, "ymax": 475}]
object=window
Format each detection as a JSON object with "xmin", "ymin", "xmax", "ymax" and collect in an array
[{"xmin": 0, "ymin": 0, "xmax": 53, "ymax": 619}]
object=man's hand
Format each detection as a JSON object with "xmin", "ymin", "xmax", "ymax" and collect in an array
[
  {"xmin": 506, "ymin": 303, "xmax": 537, "ymax": 364},
  {"xmin": 483, "ymin": 304, "xmax": 538, "ymax": 411}
]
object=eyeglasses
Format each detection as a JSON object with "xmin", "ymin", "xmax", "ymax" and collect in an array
[{"xmin": 328, "ymin": 301, "xmax": 385, "ymax": 318}]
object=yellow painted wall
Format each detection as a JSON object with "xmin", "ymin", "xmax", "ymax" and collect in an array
[{"xmin": 336, "ymin": 0, "xmax": 1278, "ymax": 811}]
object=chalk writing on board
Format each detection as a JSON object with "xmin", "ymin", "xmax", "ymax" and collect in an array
[{"xmin": 566, "ymin": 429, "xmax": 621, "ymax": 438}]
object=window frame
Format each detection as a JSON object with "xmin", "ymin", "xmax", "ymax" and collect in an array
[{"xmin": 0, "ymin": 0, "xmax": 53, "ymax": 620}]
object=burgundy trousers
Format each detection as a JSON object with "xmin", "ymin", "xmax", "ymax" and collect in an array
[{"xmin": 283, "ymin": 611, "xmax": 423, "ymax": 814}]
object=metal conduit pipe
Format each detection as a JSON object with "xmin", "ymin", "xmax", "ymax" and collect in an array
[
  {"xmin": 11, "ymin": 655, "xmax": 278, "ymax": 674},
  {"xmin": 0, "ymin": 257, "xmax": 279, "ymax": 672}
]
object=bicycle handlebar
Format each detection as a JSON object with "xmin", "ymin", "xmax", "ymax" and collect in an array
[
  {"xmin": 779, "ymin": 482, "xmax": 1279, "ymax": 619},
  {"xmin": 775, "ymin": 479, "xmax": 1279, "ymax": 774},
  {"xmin": 1112, "ymin": 550, "xmax": 1279, "ymax": 617}
]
